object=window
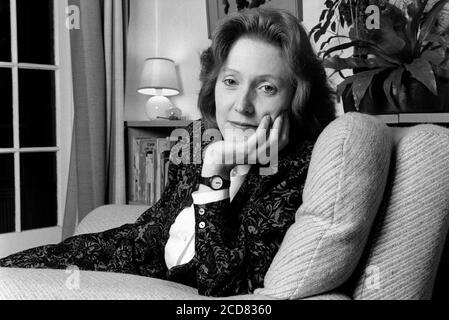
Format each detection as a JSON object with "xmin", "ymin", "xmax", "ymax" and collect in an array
[{"xmin": 0, "ymin": 0, "xmax": 72, "ymax": 249}]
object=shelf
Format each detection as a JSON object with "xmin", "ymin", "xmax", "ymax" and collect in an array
[
  {"xmin": 125, "ymin": 120, "xmax": 193, "ymax": 128},
  {"xmin": 375, "ymin": 114, "xmax": 399, "ymax": 124},
  {"xmin": 398, "ymin": 113, "xmax": 449, "ymax": 123},
  {"xmin": 375, "ymin": 113, "xmax": 449, "ymax": 124}
]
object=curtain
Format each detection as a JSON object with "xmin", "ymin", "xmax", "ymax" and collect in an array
[{"xmin": 63, "ymin": 0, "xmax": 129, "ymax": 239}]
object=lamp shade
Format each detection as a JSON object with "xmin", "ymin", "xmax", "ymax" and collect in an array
[{"xmin": 137, "ymin": 58, "xmax": 180, "ymax": 96}]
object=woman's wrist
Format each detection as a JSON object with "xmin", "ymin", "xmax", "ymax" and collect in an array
[
  {"xmin": 201, "ymin": 144, "xmax": 232, "ymax": 179},
  {"xmin": 201, "ymin": 163, "xmax": 231, "ymax": 179}
]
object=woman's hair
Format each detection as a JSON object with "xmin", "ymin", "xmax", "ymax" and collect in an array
[{"xmin": 198, "ymin": 8, "xmax": 336, "ymax": 141}]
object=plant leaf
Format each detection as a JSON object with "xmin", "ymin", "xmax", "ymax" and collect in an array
[
  {"xmin": 351, "ymin": 69, "xmax": 386, "ymax": 110},
  {"xmin": 419, "ymin": 0, "xmax": 449, "ymax": 44},
  {"xmin": 319, "ymin": 35, "xmax": 348, "ymax": 52},
  {"xmin": 404, "ymin": 58, "xmax": 438, "ymax": 95},
  {"xmin": 308, "ymin": 23, "xmax": 322, "ymax": 39},
  {"xmin": 366, "ymin": 29, "xmax": 406, "ymax": 56},
  {"xmin": 320, "ymin": 9, "xmax": 328, "ymax": 21},
  {"xmin": 421, "ymin": 48, "xmax": 446, "ymax": 65},
  {"xmin": 337, "ymin": 69, "xmax": 385, "ymax": 111},
  {"xmin": 408, "ymin": 0, "xmax": 429, "ymax": 44},
  {"xmin": 426, "ymin": 33, "xmax": 449, "ymax": 48},
  {"xmin": 434, "ymin": 66, "xmax": 449, "ymax": 80},
  {"xmin": 313, "ymin": 6, "xmax": 337, "ymax": 43},
  {"xmin": 383, "ymin": 68, "xmax": 404, "ymax": 110},
  {"xmin": 337, "ymin": 77, "xmax": 355, "ymax": 98},
  {"xmin": 323, "ymin": 40, "xmax": 402, "ymax": 65},
  {"xmin": 323, "ymin": 56, "xmax": 392, "ymax": 71}
]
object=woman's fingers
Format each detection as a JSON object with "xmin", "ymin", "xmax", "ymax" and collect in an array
[
  {"xmin": 215, "ymin": 112, "xmax": 290, "ymax": 167},
  {"xmin": 279, "ymin": 111, "xmax": 290, "ymax": 150},
  {"xmin": 258, "ymin": 111, "xmax": 290, "ymax": 166},
  {"xmin": 246, "ymin": 115, "xmax": 271, "ymax": 152}
]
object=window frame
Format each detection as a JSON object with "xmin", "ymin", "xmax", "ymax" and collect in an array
[{"xmin": 0, "ymin": 0, "xmax": 73, "ymax": 257}]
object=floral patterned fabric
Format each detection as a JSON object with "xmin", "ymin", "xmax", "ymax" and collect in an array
[{"xmin": 0, "ymin": 119, "xmax": 315, "ymax": 297}]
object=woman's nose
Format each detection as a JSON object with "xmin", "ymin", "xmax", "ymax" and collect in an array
[{"xmin": 233, "ymin": 88, "xmax": 255, "ymax": 115}]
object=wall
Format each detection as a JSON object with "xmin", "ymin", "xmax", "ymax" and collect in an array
[
  {"xmin": 124, "ymin": 0, "xmax": 330, "ymax": 121},
  {"xmin": 125, "ymin": 0, "xmax": 211, "ymax": 121}
]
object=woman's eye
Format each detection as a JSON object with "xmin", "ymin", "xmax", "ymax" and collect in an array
[
  {"xmin": 223, "ymin": 78, "xmax": 237, "ymax": 86},
  {"xmin": 260, "ymin": 85, "xmax": 277, "ymax": 95}
]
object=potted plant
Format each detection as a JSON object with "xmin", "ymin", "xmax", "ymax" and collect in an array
[
  {"xmin": 311, "ymin": 0, "xmax": 449, "ymax": 114},
  {"xmin": 222, "ymin": 0, "xmax": 271, "ymax": 14}
]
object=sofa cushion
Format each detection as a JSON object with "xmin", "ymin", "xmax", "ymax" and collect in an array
[
  {"xmin": 75, "ymin": 204, "xmax": 149, "ymax": 236},
  {"xmin": 0, "ymin": 267, "xmax": 200, "ymax": 300},
  {"xmin": 350, "ymin": 124, "xmax": 449, "ymax": 300},
  {"xmin": 254, "ymin": 112, "xmax": 393, "ymax": 299}
]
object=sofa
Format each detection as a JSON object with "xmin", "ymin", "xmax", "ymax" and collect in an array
[{"xmin": 1, "ymin": 112, "xmax": 449, "ymax": 300}]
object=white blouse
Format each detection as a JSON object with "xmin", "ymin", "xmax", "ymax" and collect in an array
[{"xmin": 164, "ymin": 165, "xmax": 251, "ymax": 269}]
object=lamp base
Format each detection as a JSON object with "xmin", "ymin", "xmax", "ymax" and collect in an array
[{"xmin": 144, "ymin": 96, "xmax": 173, "ymax": 120}]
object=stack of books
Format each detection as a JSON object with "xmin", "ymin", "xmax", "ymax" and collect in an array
[{"xmin": 131, "ymin": 137, "xmax": 175, "ymax": 205}]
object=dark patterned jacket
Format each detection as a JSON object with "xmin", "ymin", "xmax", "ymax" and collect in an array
[{"xmin": 0, "ymin": 120, "xmax": 315, "ymax": 297}]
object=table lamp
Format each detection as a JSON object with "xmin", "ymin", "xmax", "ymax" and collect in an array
[{"xmin": 137, "ymin": 57, "xmax": 182, "ymax": 120}]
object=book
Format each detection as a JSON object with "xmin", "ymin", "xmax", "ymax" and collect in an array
[
  {"xmin": 131, "ymin": 137, "xmax": 175, "ymax": 205},
  {"xmin": 155, "ymin": 138, "xmax": 176, "ymax": 201},
  {"xmin": 145, "ymin": 144, "xmax": 155, "ymax": 205},
  {"xmin": 132, "ymin": 138, "xmax": 157, "ymax": 205}
]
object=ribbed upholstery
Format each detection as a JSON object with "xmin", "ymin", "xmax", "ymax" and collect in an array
[
  {"xmin": 74, "ymin": 204, "xmax": 149, "ymax": 236},
  {"xmin": 255, "ymin": 112, "xmax": 393, "ymax": 299},
  {"xmin": 351, "ymin": 124, "xmax": 449, "ymax": 300},
  {"xmin": 0, "ymin": 267, "xmax": 199, "ymax": 300}
]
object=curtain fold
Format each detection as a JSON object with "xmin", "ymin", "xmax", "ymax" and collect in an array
[{"xmin": 63, "ymin": 0, "xmax": 128, "ymax": 239}]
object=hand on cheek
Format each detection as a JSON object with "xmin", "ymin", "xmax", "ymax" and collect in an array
[
  {"xmin": 257, "ymin": 110, "xmax": 290, "ymax": 165},
  {"xmin": 201, "ymin": 111, "xmax": 291, "ymax": 177}
]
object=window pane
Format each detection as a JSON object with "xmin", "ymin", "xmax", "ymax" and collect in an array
[
  {"xmin": 0, "ymin": 0, "xmax": 11, "ymax": 62},
  {"xmin": 20, "ymin": 153, "xmax": 57, "ymax": 231},
  {"xmin": 0, "ymin": 154, "xmax": 15, "ymax": 234},
  {"xmin": 17, "ymin": 0, "xmax": 54, "ymax": 65},
  {"xmin": 19, "ymin": 69, "xmax": 56, "ymax": 148},
  {"xmin": 0, "ymin": 68, "xmax": 13, "ymax": 148}
]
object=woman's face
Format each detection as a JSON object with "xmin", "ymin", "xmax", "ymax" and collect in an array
[{"xmin": 214, "ymin": 37, "xmax": 294, "ymax": 141}]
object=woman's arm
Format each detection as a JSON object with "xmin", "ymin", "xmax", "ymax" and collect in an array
[
  {"xmin": 192, "ymin": 173, "xmax": 306, "ymax": 297},
  {"xmin": 193, "ymin": 197, "xmax": 246, "ymax": 296},
  {"xmin": 191, "ymin": 113, "xmax": 292, "ymax": 296}
]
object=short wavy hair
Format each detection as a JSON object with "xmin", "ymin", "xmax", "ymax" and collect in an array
[{"xmin": 198, "ymin": 8, "xmax": 336, "ymax": 141}]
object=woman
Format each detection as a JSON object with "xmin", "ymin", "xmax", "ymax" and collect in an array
[{"xmin": 0, "ymin": 8, "xmax": 335, "ymax": 297}]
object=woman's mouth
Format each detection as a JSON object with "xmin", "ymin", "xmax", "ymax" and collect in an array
[{"xmin": 228, "ymin": 121, "xmax": 258, "ymax": 130}]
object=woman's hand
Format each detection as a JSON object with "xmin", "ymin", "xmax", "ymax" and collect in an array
[{"xmin": 201, "ymin": 111, "xmax": 290, "ymax": 178}]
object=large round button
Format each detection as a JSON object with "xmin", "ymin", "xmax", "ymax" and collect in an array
[
  {"xmin": 199, "ymin": 222, "xmax": 206, "ymax": 229},
  {"xmin": 199, "ymin": 208, "xmax": 205, "ymax": 215}
]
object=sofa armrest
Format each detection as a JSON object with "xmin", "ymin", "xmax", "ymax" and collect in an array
[
  {"xmin": 208, "ymin": 292, "xmax": 351, "ymax": 300},
  {"xmin": 299, "ymin": 292, "xmax": 352, "ymax": 300},
  {"xmin": 0, "ymin": 267, "xmax": 199, "ymax": 300},
  {"xmin": 74, "ymin": 205, "xmax": 149, "ymax": 236}
]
